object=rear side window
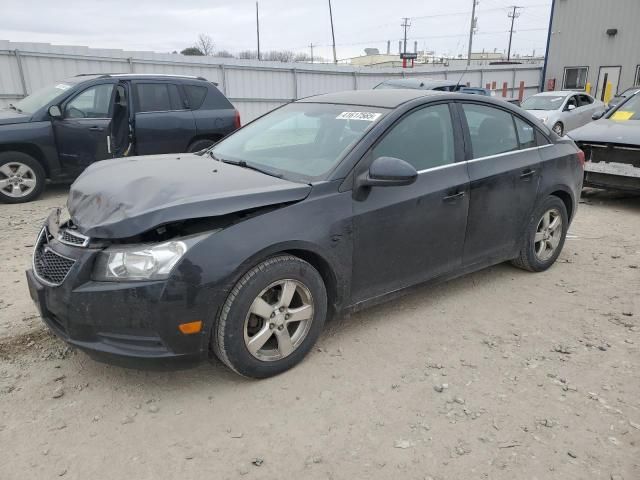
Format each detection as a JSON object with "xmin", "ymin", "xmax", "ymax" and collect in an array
[
  {"xmin": 514, "ymin": 117, "xmax": 537, "ymax": 149},
  {"xmin": 372, "ymin": 104, "xmax": 455, "ymax": 171},
  {"xmin": 136, "ymin": 83, "xmax": 183, "ymax": 112},
  {"xmin": 183, "ymin": 85, "xmax": 208, "ymax": 110},
  {"xmin": 461, "ymin": 103, "xmax": 518, "ymax": 158}
]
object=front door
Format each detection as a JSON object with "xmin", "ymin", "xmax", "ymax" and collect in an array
[
  {"xmin": 53, "ymin": 83, "xmax": 115, "ymax": 175},
  {"xmin": 595, "ymin": 66, "xmax": 621, "ymax": 103},
  {"xmin": 458, "ymin": 102, "xmax": 542, "ymax": 267},
  {"xmin": 351, "ymin": 103, "xmax": 470, "ymax": 304}
]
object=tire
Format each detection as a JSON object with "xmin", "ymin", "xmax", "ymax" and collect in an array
[
  {"xmin": 212, "ymin": 255, "xmax": 327, "ymax": 378},
  {"xmin": 552, "ymin": 122, "xmax": 564, "ymax": 136},
  {"xmin": 511, "ymin": 195, "xmax": 569, "ymax": 272},
  {"xmin": 0, "ymin": 152, "xmax": 46, "ymax": 204},
  {"xmin": 187, "ymin": 139, "xmax": 215, "ymax": 153}
]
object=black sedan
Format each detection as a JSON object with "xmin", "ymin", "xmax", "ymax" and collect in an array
[{"xmin": 26, "ymin": 90, "xmax": 584, "ymax": 378}]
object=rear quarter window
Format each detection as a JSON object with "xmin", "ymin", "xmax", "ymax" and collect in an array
[
  {"xmin": 199, "ymin": 84, "xmax": 234, "ymax": 110},
  {"xmin": 183, "ymin": 85, "xmax": 208, "ymax": 110}
]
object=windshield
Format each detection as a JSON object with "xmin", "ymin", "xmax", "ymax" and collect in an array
[
  {"xmin": 211, "ymin": 103, "xmax": 387, "ymax": 180},
  {"xmin": 608, "ymin": 93, "xmax": 640, "ymax": 121},
  {"xmin": 521, "ymin": 95, "xmax": 566, "ymax": 111},
  {"xmin": 12, "ymin": 83, "xmax": 72, "ymax": 114}
]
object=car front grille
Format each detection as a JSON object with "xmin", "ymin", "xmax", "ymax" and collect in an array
[
  {"xmin": 59, "ymin": 228, "xmax": 89, "ymax": 247},
  {"xmin": 33, "ymin": 229, "xmax": 75, "ymax": 286}
]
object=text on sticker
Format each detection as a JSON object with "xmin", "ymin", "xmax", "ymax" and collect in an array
[{"xmin": 336, "ymin": 112, "xmax": 382, "ymax": 121}]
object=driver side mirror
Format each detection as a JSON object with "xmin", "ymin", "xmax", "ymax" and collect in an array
[
  {"xmin": 566, "ymin": 104, "xmax": 576, "ymax": 111},
  {"xmin": 48, "ymin": 105, "xmax": 62, "ymax": 118},
  {"xmin": 357, "ymin": 156, "xmax": 418, "ymax": 189},
  {"xmin": 592, "ymin": 110, "xmax": 605, "ymax": 120}
]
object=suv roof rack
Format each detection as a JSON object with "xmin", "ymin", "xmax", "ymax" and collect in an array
[{"xmin": 73, "ymin": 73, "xmax": 215, "ymax": 85}]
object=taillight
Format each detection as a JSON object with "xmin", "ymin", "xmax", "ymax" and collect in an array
[
  {"xmin": 576, "ymin": 149, "xmax": 586, "ymax": 168},
  {"xmin": 234, "ymin": 110, "xmax": 241, "ymax": 129}
]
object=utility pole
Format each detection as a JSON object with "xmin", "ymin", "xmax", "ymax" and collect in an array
[
  {"xmin": 507, "ymin": 6, "xmax": 522, "ymax": 61},
  {"xmin": 256, "ymin": 2, "xmax": 261, "ymax": 60},
  {"xmin": 309, "ymin": 43, "xmax": 314, "ymax": 63},
  {"xmin": 467, "ymin": 0, "xmax": 478, "ymax": 66},
  {"xmin": 401, "ymin": 17, "xmax": 411, "ymax": 54},
  {"xmin": 328, "ymin": 0, "xmax": 337, "ymax": 63}
]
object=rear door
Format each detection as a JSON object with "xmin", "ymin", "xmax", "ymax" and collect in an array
[
  {"xmin": 52, "ymin": 83, "xmax": 115, "ymax": 174},
  {"xmin": 458, "ymin": 102, "xmax": 542, "ymax": 267},
  {"xmin": 351, "ymin": 102, "xmax": 470, "ymax": 303},
  {"xmin": 132, "ymin": 81, "xmax": 196, "ymax": 155}
]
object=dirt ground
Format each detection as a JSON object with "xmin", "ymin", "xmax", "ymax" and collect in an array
[{"xmin": 0, "ymin": 186, "xmax": 639, "ymax": 480}]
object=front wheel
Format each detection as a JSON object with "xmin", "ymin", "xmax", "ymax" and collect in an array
[
  {"xmin": 0, "ymin": 152, "xmax": 46, "ymax": 204},
  {"xmin": 552, "ymin": 122, "xmax": 564, "ymax": 136},
  {"xmin": 212, "ymin": 255, "xmax": 327, "ymax": 378},
  {"xmin": 511, "ymin": 196, "xmax": 568, "ymax": 272}
]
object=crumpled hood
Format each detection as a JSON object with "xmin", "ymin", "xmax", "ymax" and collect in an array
[
  {"xmin": 0, "ymin": 108, "xmax": 31, "ymax": 125},
  {"xmin": 68, "ymin": 154, "xmax": 312, "ymax": 239},
  {"xmin": 568, "ymin": 119, "xmax": 640, "ymax": 146}
]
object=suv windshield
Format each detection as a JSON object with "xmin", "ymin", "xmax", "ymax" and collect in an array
[
  {"xmin": 521, "ymin": 95, "xmax": 566, "ymax": 111},
  {"xmin": 608, "ymin": 94, "xmax": 640, "ymax": 121},
  {"xmin": 12, "ymin": 83, "xmax": 73, "ymax": 114},
  {"xmin": 211, "ymin": 103, "xmax": 387, "ymax": 180}
]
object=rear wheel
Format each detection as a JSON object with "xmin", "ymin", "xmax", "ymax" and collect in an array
[
  {"xmin": 552, "ymin": 122, "xmax": 564, "ymax": 136},
  {"xmin": 187, "ymin": 139, "xmax": 215, "ymax": 153},
  {"xmin": 0, "ymin": 152, "xmax": 46, "ymax": 204},
  {"xmin": 212, "ymin": 255, "xmax": 327, "ymax": 378},
  {"xmin": 511, "ymin": 195, "xmax": 568, "ymax": 272}
]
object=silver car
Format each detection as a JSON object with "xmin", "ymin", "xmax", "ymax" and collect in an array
[{"xmin": 521, "ymin": 91, "xmax": 605, "ymax": 136}]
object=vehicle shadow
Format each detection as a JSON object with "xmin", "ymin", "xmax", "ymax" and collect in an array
[
  {"xmin": 42, "ymin": 183, "xmax": 71, "ymax": 200},
  {"xmin": 580, "ymin": 187, "xmax": 640, "ymax": 212}
]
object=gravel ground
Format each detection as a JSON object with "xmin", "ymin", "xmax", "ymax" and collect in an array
[{"xmin": 0, "ymin": 186, "xmax": 639, "ymax": 480}]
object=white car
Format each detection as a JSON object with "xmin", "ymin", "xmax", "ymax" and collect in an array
[{"xmin": 521, "ymin": 91, "xmax": 605, "ymax": 136}]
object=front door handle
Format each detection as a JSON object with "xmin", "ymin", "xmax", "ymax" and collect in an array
[
  {"xmin": 443, "ymin": 191, "xmax": 465, "ymax": 202},
  {"xmin": 88, "ymin": 126, "xmax": 104, "ymax": 132},
  {"xmin": 520, "ymin": 169, "xmax": 536, "ymax": 179}
]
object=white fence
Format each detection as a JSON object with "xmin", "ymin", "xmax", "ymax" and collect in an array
[{"xmin": 0, "ymin": 40, "xmax": 542, "ymax": 122}]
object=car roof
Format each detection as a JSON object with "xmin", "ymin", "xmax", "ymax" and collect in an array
[
  {"xmin": 533, "ymin": 91, "xmax": 582, "ymax": 97},
  {"xmin": 65, "ymin": 73, "xmax": 211, "ymax": 83},
  {"xmin": 378, "ymin": 78, "xmax": 457, "ymax": 89},
  {"xmin": 297, "ymin": 89, "xmax": 447, "ymax": 108}
]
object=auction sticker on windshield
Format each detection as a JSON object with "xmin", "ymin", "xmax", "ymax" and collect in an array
[{"xmin": 336, "ymin": 111, "xmax": 382, "ymax": 121}]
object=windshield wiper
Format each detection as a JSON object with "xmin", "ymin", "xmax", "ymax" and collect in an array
[{"xmin": 222, "ymin": 158, "xmax": 283, "ymax": 178}]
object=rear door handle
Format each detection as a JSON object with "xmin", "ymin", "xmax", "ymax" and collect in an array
[
  {"xmin": 520, "ymin": 169, "xmax": 536, "ymax": 179},
  {"xmin": 89, "ymin": 126, "xmax": 104, "ymax": 132},
  {"xmin": 443, "ymin": 191, "xmax": 465, "ymax": 201}
]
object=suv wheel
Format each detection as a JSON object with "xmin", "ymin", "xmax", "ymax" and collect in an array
[
  {"xmin": 212, "ymin": 255, "xmax": 327, "ymax": 378},
  {"xmin": 187, "ymin": 139, "xmax": 215, "ymax": 153},
  {"xmin": 0, "ymin": 152, "xmax": 46, "ymax": 204},
  {"xmin": 512, "ymin": 195, "xmax": 568, "ymax": 272}
]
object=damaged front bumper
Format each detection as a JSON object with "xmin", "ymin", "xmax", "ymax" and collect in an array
[
  {"xmin": 580, "ymin": 143, "xmax": 640, "ymax": 192},
  {"xmin": 26, "ymin": 225, "xmax": 224, "ymax": 367}
]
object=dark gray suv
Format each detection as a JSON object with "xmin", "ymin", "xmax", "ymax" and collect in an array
[{"xmin": 0, "ymin": 74, "xmax": 239, "ymax": 203}]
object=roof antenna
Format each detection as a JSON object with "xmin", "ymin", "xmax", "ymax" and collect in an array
[{"xmin": 455, "ymin": 61, "xmax": 471, "ymax": 91}]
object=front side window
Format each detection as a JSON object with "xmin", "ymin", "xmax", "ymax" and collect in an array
[
  {"xmin": 563, "ymin": 67, "xmax": 588, "ymax": 90},
  {"xmin": 212, "ymin": 103, "xmax": 387, "ymax": 180},
  {"xmin": 565, "ymin": 95, "xmax": 578, "ymax": 110},
  {"xmin": 65, "ymin": 84, "xmax": 114, "ymax": 119},
  {"xmin": 462, "ymin": 103, "xmax": 518, "ymax": 158},
  {"xmin": 578, "ymin": 94, "xmax": 593, "ymax": 107},
  {"xmin": 372, "ymin": 104, "xmax": 455, "ymax": 171},
  {"xmin": 136, "ymin": 83, "xmax": 182, "ymax": 112}
]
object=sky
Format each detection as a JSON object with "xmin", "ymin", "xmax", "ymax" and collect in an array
[{"xmin": 1, "ymin": 0, "xmax": 553, "ymax": 61}]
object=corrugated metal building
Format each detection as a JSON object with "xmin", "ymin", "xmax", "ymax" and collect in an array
[{"xmin": 544, "ymin": 0, "xmax": 640, "ymax": 101}]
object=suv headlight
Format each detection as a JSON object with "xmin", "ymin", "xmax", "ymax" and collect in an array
[{"xmin": 93, "ymin": 237, "xmax": 198, "ymax": 281}]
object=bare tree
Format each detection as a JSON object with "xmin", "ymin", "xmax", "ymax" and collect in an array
[
  {"xmin": 215, "ymin": 50, "xmax": 235, "ymax": 58},
  {"xmin": 195, "ymin": 34, "xmax": 215, "ymax": 56},
  {"xmin": 263, "ymin": 50, "xmax": 295, "ymax": 62},
  {"xmin": 237, "ymin": 50, "xmax": 259, "ymax": 60}
]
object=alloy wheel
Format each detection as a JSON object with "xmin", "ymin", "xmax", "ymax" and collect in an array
[
  {"xmin": 0, "ymin": 162, "xmax": 38, "ymax": 198},
  {"xmin": 534, "ymin": 208, "xmax": 563, "ymax": 262},
  {"xmin": 243, "ymin": 279, "xmax": 314, "ymax": 361}
]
